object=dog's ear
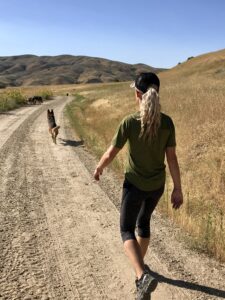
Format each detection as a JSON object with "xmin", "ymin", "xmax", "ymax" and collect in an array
[{"xmin": 47, "ymin": 109, "xmax": 50, "ymax": 113}]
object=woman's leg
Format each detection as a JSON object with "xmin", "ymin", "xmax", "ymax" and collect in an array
[
  {"xmin": 137, "ymin": 236, "xmax": 150, "ymax": 258},
  {"xmin": 120, "ymin": 180, "xmax": 145, "ymax": 279},
  {"xmin": 123, "ymin": 239, "xmax": 145, "ymax": 279},
  {"xmin": 136, "ymin": 186, "xmax": 164, "ymax": 259}
]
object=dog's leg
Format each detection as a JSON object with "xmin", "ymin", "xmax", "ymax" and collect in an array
[
  {"xmin": 53, "ymin": 131, "xmax": 56, "ymax": 144},
  {"xmin": 49, "ymin": 128, "xmax": 55, "ymax": 143},
  {"xmin": 53, "ymin": 126, "xmax": 60, "ymax": 144}
]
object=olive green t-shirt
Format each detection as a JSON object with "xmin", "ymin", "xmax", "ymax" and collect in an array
[{"xmin": 111, "ymin": 112, "xmax": 176, "ymax": 191}]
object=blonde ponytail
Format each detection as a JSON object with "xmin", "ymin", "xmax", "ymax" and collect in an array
[{"xmin": 139, "ymin": 87, "xmax": 161, "ymax": 141}]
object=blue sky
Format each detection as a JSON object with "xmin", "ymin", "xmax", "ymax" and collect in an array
[{"xmin": 0, "ymin": 0, "xmax": 225, "ymax": 68}]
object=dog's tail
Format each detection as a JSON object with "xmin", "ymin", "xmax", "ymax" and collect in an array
[
  {"xmin": 52, "ymin": 126, "xmax": 60, "ymax": 133},
  {"xmin": 52, "ymin": 126, "xmax": 60, "ymax": 144}
]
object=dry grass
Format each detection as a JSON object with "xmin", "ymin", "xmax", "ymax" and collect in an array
[
  {"xmin": 65, "ymin": 74, "xmax": 225, "ymax": 261},
  {"xmin": 158, "ymin": 76, "xmax": 225, "ymax": 259},
  {"xmin": 65, "ymin": 82, "xmax": 135, "ymax": 168},
  {"xmin": 0, "ymin": 86, "xmax": 54, "ymax": 112},
  {"xmin": 0, "ymin": 90, "xmax": 26, "ymax": 111}
]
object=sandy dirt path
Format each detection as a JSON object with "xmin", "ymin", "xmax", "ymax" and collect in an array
[{"xmin": 0, "ymin": 97, "xmax": 224, "ymax": 300}]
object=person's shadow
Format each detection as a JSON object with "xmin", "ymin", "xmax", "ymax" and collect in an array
[
  {"xmin": 149, "ymin": 270, "xmax": 225, "ymax": 298},
  {"xmin": 59, "ymin": 138, "xmax": 84, "ymax": 147}
]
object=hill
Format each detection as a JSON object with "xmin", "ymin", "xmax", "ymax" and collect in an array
[
  {"xmin": 0, "ymin": 55, "xmax": 165, "ymax": 87},
  {"xmin": 162, "ymin": 48, "xmax": 225, "ymax": 79}
]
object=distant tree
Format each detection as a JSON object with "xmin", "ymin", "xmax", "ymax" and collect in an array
[{"xmin": 187, "ymin": 56, "xmax": 194, "ymax": 61}]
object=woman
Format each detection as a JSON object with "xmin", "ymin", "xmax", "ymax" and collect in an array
[{"xmin": 94, "ymin": 72, "xmax": 183, "ymax": 300}]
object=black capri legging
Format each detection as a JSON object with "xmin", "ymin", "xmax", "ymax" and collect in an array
[{"xmin": 120, "ymin": 178, "xmax": 164, "ymax": 242}]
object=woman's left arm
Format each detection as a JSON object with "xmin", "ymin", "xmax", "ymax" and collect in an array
[
  {"xmin": 166, "ymin": 146, "xmax": 183, "ymax": 209},
  {"xmin": 94, "ymin": 145, "xmax": 121, "ymax": 181}
]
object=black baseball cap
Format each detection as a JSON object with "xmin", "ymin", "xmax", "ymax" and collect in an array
[{"xmin": 130, "ymin": 72, "xmax": 160, "ymax": 93}]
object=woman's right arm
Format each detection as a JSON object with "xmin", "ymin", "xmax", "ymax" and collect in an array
[
  {"xmin": 94, "ymin": 145, "xmax": 121, "ymax": 181},
  {"xmin": 94, "ymin": 116, "xmax": 129, "ymax": 181}
]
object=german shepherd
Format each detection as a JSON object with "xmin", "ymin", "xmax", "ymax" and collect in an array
[{"xmin": 47, "ymin": 109, "xmax": 60, "ymax": 144}]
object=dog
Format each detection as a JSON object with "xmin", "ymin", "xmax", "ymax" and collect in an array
[
  {"xmin": 27, "ymin": 96, "xmax": 43, "ymax": 105},
  {"xmin": 33, "ymin": 96, "xmax": 43, "ymax": 104},
  {"xmin": 47, "ymin": 109, "xmax": 60, "ymax": 144}
]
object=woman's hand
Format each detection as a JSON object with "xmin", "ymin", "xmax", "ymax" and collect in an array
[
  {"xmin": 93, "ymin": 146, "xmax": 121, "ymax": 181},
  {"xmin": 94, "ymin": 166, "xmax": 103, "ymax": 181},
  {"xmin": 171, "ymin": 188, "xmax": 183, "ymax": 209}
]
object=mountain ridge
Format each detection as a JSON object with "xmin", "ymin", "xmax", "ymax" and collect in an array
[{"xmin": 0, "ymin": 54, "xmax": 166, "ymax": 87}]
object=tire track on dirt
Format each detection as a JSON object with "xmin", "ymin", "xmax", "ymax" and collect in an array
[
  {"xmin": 0, "ymin": 97, "xmax": 136, "ymax": 299},
  {"xmin": 31, "ymin": 101, "xmax": 135, "ymax": 299},
  {"xmin": 1, "ymin": 97, "xmax": 224, "ymax": 300},
  {"xmin": 0, "ymin": 99, "xmax": 69, "ymax": 300}
]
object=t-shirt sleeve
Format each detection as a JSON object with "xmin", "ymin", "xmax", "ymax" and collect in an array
[
  {"xmin": 166, "ymin": 118, "xmax": 176, "ymax": 147},
  {"xmin": 111, "ymin": 117, "xmax": 130, "ymax": 149}
]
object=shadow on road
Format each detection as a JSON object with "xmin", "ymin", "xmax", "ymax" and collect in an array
[
  {"xmin": 59, "ymin": 138, "xmax": 84, "ymax": 147},
  {"xmin": 149, "ymin": 270, "xmax": 225, "ymax": 298}
]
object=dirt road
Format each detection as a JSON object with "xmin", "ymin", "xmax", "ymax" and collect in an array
[{"xmin": 0, "ymin": 97, "xmax": 224, "ymax": 300}]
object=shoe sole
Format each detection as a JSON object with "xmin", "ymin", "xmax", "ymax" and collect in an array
[
  {"xmin": 147, "ymin": 278, "xmax": 158, "ymax": 293},
  {"xmin": 144, "ymin": 265, "xmax": 158, "ymax": 292},
  {"xmin": 137, "ymin": 276, "xmax": 158, "ymax": 300}
]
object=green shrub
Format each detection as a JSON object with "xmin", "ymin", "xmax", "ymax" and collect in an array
[
  {"xmin": 40, "ymin": 90, "xmax": 53, "ymax": 100},
  {"xmin": 0, "ymin": 90, "xmax": 26, "ymax": 112}
]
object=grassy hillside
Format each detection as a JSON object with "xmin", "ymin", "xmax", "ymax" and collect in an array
[
  {"xmin": 0, "ymin": 55, "xmax": 165, "ymax": 87},
  {"xmin": 164, "ymin": 48, "xmax": 225, "ymax": 79},
  {"xmin": 65, "ymin": 49, "xmax": 225, "ymax": 261}
]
